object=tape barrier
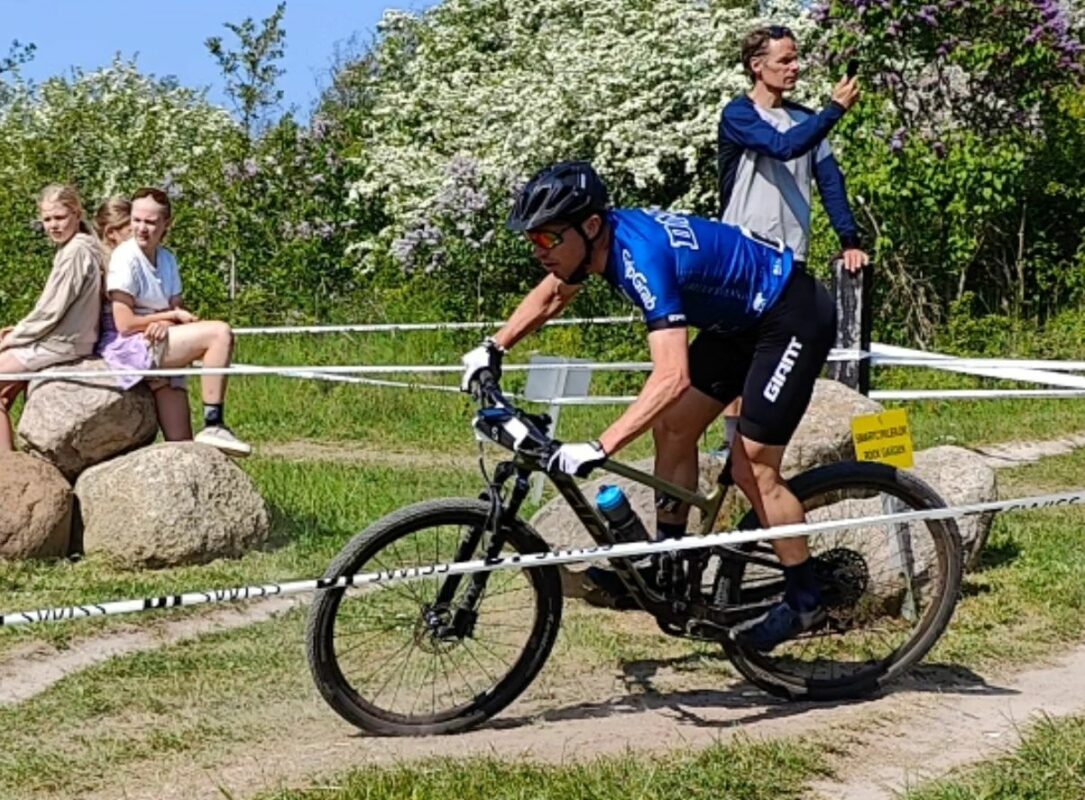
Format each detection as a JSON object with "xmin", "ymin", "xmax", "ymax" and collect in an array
[
  {"xmin": 3, "ymin": 488, "xmax": 1083, "ymax": 628},
  {"xmin": 232, "ymin": 316, "xmax": 640, "ymax": 335},
  {"xmin": 0, "ymin": 349, "xmax": 867, "ymax": 384},
  {"xmin": 872, "ymin": 389, "xmax": 1085, "ymax": 400}
]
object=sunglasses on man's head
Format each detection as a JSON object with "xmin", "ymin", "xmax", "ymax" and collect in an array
[
  {"xmin": 768, "ymin": 25, "xmax": 793, "ymax": 39},
  {"xmin": 525, "ymin": 224, "xmax": 573, "ymax": 250}
]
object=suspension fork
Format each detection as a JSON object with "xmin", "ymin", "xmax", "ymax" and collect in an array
[{"xmin": 433, "ymin": 462, "xmax": 530, "ymax": 625}]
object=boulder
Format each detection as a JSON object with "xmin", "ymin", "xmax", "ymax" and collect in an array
[
  {"xmin": 799, "ymin": 445, "xmax": 997, "ymax": 587},
  {"xmin": 778, "ymin": 378, "xmax": 884, "ymax": 477},
  {"xmin": 0, "ymin": 452, "xmax": 72, "ymax": 559},
  {"xmin": 910, "ymin": 445, "xmax": 997, "ymax": 570},
  {"xmin": 75, "ymin": 443, "xmax": 269, "ymax": 569},
  {"xmin": 17, "ymin": 358, "xmax": 158, "ymax": 481}
]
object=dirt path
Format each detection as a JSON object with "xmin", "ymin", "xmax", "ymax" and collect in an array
[
  {"xmin": 258, "ymin": 439, "xmax": 479, "ymax": 470},
  {"xmin": 972, "ymin": 432, "xmax": 1085, "ymax": 469},
  {"xmin": 71, "ymin": 642, "xmax": 1085, "ymax": 800},
  {"xmin": 0, "ymin": 596, "xmax": 303, "ymax": 706}
]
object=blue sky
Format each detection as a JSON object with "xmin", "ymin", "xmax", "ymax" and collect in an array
[{"xmin": 3, "ymin": 1, "xmax": 440, "ymax": 118}]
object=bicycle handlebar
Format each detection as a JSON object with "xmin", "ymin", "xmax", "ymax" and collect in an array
[{"xmin": 470, "ymin": 368, "xmax": 556, "ymax": 465}]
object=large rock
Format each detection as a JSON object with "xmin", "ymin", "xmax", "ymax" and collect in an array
[
  {"xmin": 531, "ymin": 378, "xmax": 880, "ymax": 560},
  {"xmin": 17, "ymin": 358, "xmax": 158, "ymax": 481},
  {"xmin": 779, "ymin": 378, "xmax": 883, "ymax": 477},
  {"xmin": 0, "ymin": 452, "xmax": 72, "ymax": 559},
  {"xmin": 798, "ymin": 445, "xmax": 997, "ymax": 586},
  {"xmin": 75, "ymin": 443, "xmax": 269, "ymax": 569},
  {"xmin": 910, "ymin": 445, "xmax": 997, "ymax": 570}
]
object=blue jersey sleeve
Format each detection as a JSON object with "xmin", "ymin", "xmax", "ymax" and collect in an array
[
  {"xmin": 719, "ymin": 96, "xmax": 845, "ymax": 162},
  {"xmin": 614, "ymin": 244, "xmax": 687, "ymax": 331},
  {"xmin": 813, "ymin": 149, "xmax": 861, "ymax": 249}
]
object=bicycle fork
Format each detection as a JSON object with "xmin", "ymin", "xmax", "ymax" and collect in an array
[{"xmin": 429, "ymin": 461, "xmax": 531, "ymax": 640}]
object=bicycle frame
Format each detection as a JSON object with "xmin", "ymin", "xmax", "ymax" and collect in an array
[
  {"xmin": 468, "ymin": 379, "xmax": 781, "ymax": 634},
  {"xmin": 504, "ymin": 450, "xmax": 776, "ymax": 635}
]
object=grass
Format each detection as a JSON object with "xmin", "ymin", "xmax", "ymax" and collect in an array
[
  {"xmin": 902, "ymin": 715, "xmax": 1085, "ymax": 800},
  {"xmin": 0, "ymin": 460, "xmax": 485, "ymax": 655},
  {"xmin": 0, "ymin": 610, "xmax": 313, "ymax": 798},
  {"xmin": 1, "ymin": 446, "xmax": 1084, "ymax": 799},
  {"xmin": 5, "ymin": 331, "xmax": 1085, "ymax": 798},
  {"xmin": 926, "ymin": 447, "xmax": 1085, "ymax": 670},
  {"xmin": 257, "ymin": 737, "xmax": 831, "ymax": 800}
]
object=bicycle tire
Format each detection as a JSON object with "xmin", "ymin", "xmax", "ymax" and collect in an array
[
  {"xmin": 306, "ymin": 498, "xmax": 563, "ymax": 735},
  {"xmin": 723, "ymin": 460, "xmax": 963, "ymax": 701}
]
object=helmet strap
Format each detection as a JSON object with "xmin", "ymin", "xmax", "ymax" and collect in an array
[{"xmin": 561, "ymin": 219, "xmax": 603, "ymax": 286}]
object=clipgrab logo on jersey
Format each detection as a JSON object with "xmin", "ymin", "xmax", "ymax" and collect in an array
[{"xmin": 623, "ymin": 249, "xmax": 657, "ymax": 311}]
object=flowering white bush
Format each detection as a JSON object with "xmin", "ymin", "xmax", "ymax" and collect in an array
[
  {"xmin": 334, "ymin": 0, "xmax": 817, "ymax": 283},
  {"xmin": 0, "ymin": 59, "xmax": 239, "ymax": 317},
  {"xmin": 0, "ymin": 59, "xmax": 235, "ymax": 196}
]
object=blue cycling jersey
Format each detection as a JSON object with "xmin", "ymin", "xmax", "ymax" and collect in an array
[{"xmin": 603, "ymin": 209, "xmax": 794, "ymax": 335}]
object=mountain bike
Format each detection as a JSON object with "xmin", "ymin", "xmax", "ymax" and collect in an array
[{"xmin": 306, "ymin": 370, "xmax": 963, "ymax": 736}]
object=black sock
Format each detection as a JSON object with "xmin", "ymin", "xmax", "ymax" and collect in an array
[
  {"xmin": 783, "ymin": 559, "xmax": 821, "ymax": 612},
  {"xmin": 203, "ymin": 403, "xmax": 224, "ymax": 427},
  {"xmin": 656, "ymin": 520, "xmax": 686, "ymax": 540}
]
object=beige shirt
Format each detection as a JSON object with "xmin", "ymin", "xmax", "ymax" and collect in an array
[{"xmin": 1, "ymin": 232, "xmax": 103, "ymax": 358}]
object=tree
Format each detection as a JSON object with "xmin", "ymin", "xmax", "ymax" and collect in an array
[{"xmin": 205, "ymin": 2, "xmax": 287, "ymax": 137}]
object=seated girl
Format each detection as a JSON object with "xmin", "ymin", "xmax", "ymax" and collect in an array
[
  {"xmin": 99, "ymin": 187, "xmax": 251, "ymax": 457},
  {"xmin": 0, "ymin": 185, "xmax": 103, "ymax": 452}
]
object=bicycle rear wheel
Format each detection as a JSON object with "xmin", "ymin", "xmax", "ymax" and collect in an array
[
  {"xmin": 721, "ymin": 461, "xmax": 962, "ymax": 701},
  {"xmin": 306, "ymin": 498, "xmax": 563, "ymax": 735}
]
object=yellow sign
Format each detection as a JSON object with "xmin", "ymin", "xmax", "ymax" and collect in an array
[{"xmin": 851, "ymin": 408, "xmax": 914, "ymax": 469}]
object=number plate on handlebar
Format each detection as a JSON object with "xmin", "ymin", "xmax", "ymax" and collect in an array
[{"xmin": 473, "ymin": 407, "xmax": 532, "ymax": 451}]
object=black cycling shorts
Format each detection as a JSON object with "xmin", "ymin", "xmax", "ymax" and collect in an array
[{"xmin": 688, "ymin": 269, "xmax": 837, "ymax": 446}]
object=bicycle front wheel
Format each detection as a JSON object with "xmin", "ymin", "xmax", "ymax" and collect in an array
[
  {"xmin": 722, "ymin": 461, "xmax": 963, "ymax": 701},
  {"xmin": 306, "ymin": 498, "xmax": 563, "ymax": 736}
]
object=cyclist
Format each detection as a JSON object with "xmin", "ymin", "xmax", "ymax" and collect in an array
[{"xmin": 461, "ymin": 161, "xmax": 836, "ymax": 651}]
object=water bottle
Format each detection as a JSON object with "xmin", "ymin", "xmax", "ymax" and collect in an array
[{"xmin": 595, "ymin": 485, "xmax": 649, "ymax": 544}]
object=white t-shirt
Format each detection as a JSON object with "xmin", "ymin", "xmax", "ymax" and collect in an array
[{"xmin": 106, "ymin": 238, "xmax": 183, "ymax": 315}]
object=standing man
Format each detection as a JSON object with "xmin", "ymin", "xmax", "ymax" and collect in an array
[
  {"xmin": 461, "ymin": 162, "xmax": 837, "ymax": 651},
  {"xmin": 719, "ymin": 25, "xmax": 868, "ymax": 272}
]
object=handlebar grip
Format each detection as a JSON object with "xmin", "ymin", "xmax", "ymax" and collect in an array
[
  {"xmin": 477, "ymin": 368, "xmax": 498, "ymax": 392},
  {"xmin": 469, "ymin": 367, "xmax": 500, "ymax": 404}
]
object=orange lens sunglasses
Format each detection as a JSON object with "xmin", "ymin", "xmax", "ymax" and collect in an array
[{"xmin": 525, "ymin": 224, "xmax": 573, "ymax": 250}]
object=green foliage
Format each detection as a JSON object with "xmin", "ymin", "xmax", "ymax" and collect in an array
[
  {"xmin": 810, "ymin": 0, "xmax": 1085, "ymax": 341},
  {"xmin": 2, "ymin": 0, "xmax": 1084, "ymax": 340},
  {"xmin": 205, "ymin": 2, "xmax": 287, "ymax": 137}
]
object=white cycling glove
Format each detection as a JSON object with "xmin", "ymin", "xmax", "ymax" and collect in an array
[
  {"xmin": 548, "ymin": 440, "xmax": 607, "ymax": 478},
  {"xmin": 460, "ymin": 337, "xmax": 506, "ymax": 393}
]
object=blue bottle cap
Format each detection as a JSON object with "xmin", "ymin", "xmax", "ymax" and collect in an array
[{"xmin": 596, "ymin": 484, "xmax": 625, "ymax": 511}]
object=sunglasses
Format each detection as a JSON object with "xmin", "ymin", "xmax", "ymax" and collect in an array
[
  {"xmin": 768, "ymin": 25, "xmax": 793, "ymax": 39},
  {"xmin": 525, "ymin": 224, "xmax": 573, "ymax": 250}
]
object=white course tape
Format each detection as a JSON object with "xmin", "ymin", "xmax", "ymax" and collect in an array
[
  {"xmin": 3, "ymin": 487, "xmax": 1082, "ymax": 628},
  {"xmin": 0, "ymin": 361, "xmax": 652, "ymax": 383},
  {"xmin": 872, "ymin": 355, "xmax": 1085, "ymax": 373},
  {"xmin": 872, "ymin": 389, "xmax": 1085, "ymax": 400},
  {"xmin": 0, "ymin": 349, "xmax": 864, "ymax": 383},
  {"xmin": 232, "ymin": 315, "xmax": 640, "ymax": 335}
]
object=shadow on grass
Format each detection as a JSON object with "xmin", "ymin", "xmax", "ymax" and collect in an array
[
  {"xmin": 262, "ymin": 502, "xmax": 337, "ymax": 553},
  {"xmin": 971, "ymin": 539, "xmax": 1022, "ymax": 573}
]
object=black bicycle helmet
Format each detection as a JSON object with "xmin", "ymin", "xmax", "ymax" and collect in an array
[{"xmin": 507, "ymin": 161, "xmax": 609, "ymax": 232}]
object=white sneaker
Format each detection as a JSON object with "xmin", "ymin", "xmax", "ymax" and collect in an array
[{"xmin": 195, "ymin": 425, "xmax": 253, "ymax": 458}]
